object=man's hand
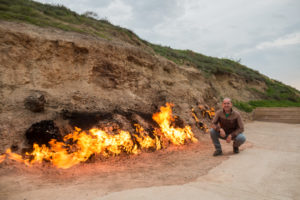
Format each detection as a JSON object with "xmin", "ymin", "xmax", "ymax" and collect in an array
[
  {"xmin": 226, "ymin": 134, "xmax": 232, "ymax": 143},
  {"xmin": 220, "ymin": 128, "xmax": 226, "ymax": 138}
]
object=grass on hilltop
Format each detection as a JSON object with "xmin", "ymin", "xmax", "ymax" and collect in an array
[
  {"xmin": 234, "ymin": 99, "xmax": 300, "ymax": 113},
  {"xmin": 0, "ymin": 0, "xmax": 141, "ymax": 42},
  {"xmin": 148, "ymin": 43, "xmax": 264, "ymax": 81}
]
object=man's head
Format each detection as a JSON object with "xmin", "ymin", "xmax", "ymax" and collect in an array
[{"xmin": 222, "ymin": 98, "xmax": 232, "ymax": 113}]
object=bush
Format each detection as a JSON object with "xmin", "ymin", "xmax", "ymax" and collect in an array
[
  {"xmin": 249, "ymin": 100, "xmax": 300, "ymax": 107},
  {"xmin": 233, "ymin": 100, "xmax": 253, "ymax": 113}
]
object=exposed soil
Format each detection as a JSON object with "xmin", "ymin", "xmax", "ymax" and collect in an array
[{"xmin": 1, "ymin": 21, "xmax": 256, "ymax": 155}]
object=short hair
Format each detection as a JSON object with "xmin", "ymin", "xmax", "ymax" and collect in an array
[{"xmin": 223, "ymin": 97, "xmax": 232, "ymax": 103}]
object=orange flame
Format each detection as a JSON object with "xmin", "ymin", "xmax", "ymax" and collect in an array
[
  {"xmin": 192, "ymin": 106, "xmax": 215, "ymax": 133},
  {"xmin": 0, "ymin": 103, "xmax": 197, "ymax": 169},
  {"xmin": 198, "ymin": 105, "xmax": 215, "ymax": 119},
  {"xmin": 4, "ymin": 148, "xmax": 30, "ymax": 166},
  {"xmin": 192, "ymin": 108, "xmax": 200, "ymax": 123},
  {"xmin": 0, "ymin": 154, "xmax": 6, "ymax": 163},
  {"xmin": 153, "ymin": 103, "xmax": 197, "ymax": 145}
]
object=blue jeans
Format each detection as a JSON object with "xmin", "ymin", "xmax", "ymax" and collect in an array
[{"xmin": 210, "ymin": 128, "xmax": 246, "ymax": 151}]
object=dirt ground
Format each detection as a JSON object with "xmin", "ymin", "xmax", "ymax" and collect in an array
[
  {"xmin": 0, "ymin": 121, "xmax": 299, "ymax": 200},
  {"xmin": 97, "ymin": 122, "xmax": 300, "ymax": 200}
]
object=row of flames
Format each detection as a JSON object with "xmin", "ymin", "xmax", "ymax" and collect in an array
[
  {"xmin": 191, "ymin": 105, "xmax": 215, "ymax": 132},
  {"xmin": 0, "ymin": 103, "xmax": 201, "ymax": 169}
]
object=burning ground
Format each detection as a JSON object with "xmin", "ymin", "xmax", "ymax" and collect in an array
[
  {"xmin": 0, "ymin": 102, "xmax": 230, "ymax": 200},
  {"xmin": 0, "ymin": 137, "xmax": 234, "ymax": 200},
  {"xmin": 0, "ymin": 102, "xmax": 228, "ymax": 200},
  {"xmin": 0, "ymin": 103, "xmax": 201, "ymax": 169}
]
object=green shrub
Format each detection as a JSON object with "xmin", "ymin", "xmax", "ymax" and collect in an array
[
  {"xmin": 233, "ymin": 100, "xmax": 253, "ymax": 113},
  {"xmin": 232, "ymin": 99, "xmax": 300, "ymax": 113},
  {"xmin": 249, "ymin": 100, "xmax": 300, "ymax": 107}
]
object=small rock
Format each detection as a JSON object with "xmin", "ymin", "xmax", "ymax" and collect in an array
[
  {"xmin": 10, "ymin": 144, "xmax": 19, "ymax": 152},
  {"xmin": 24, "ymin": 92, "xmax": 46, "ymax": 112}
]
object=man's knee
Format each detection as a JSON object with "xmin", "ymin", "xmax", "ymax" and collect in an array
[
  {"xmin": 210, "ymin": 128, "xmax": 216, "ymax": 134},
  {"xmin": 236, "ymin": 133, "xmax": 246, "ymax": 143}
]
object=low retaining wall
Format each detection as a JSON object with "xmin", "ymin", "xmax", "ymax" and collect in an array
[{"xmin": 253, "ymin": 107, "xmax": 300, "ymax": 124}]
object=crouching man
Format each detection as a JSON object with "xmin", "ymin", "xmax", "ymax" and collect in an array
[{"xmin": 210, "ymin": 98, "xmax": 246, "ymax": 156}]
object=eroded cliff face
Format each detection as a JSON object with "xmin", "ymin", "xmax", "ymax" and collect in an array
[{"xmin": 0, "ymin": 21, "xmax": 264, "ymax": 152}]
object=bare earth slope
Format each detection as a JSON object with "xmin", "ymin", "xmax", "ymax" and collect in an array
[
  {"xmin": 0, "ymin": 21, "xmax": 209, "ymax": 152},
  {"xmin": 0, "ymin": 21, "xmax": 261, "ymax": 152}
]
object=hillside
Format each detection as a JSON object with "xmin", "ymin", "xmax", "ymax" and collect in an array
[
  {"xmin": 0, "ymin": 0, "xmax": 299, "ymax": 154},
  {"xmin": 1, "ymin": 0, "xmax": 299, "ymax": 108}
]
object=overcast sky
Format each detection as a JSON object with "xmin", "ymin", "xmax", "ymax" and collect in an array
[{"xmin": 36, "ymin": 0, "xmax": 300, "ymax": 91}]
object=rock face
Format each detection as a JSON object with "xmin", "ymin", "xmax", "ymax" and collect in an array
[{"xmin": 0, "ymin": 21, "xmax": 265, "ymax": 152}]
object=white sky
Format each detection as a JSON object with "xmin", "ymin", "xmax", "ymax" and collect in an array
[{"xmin": 35, "ymin": 0, "xmax": 300, "ymax": 91}]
